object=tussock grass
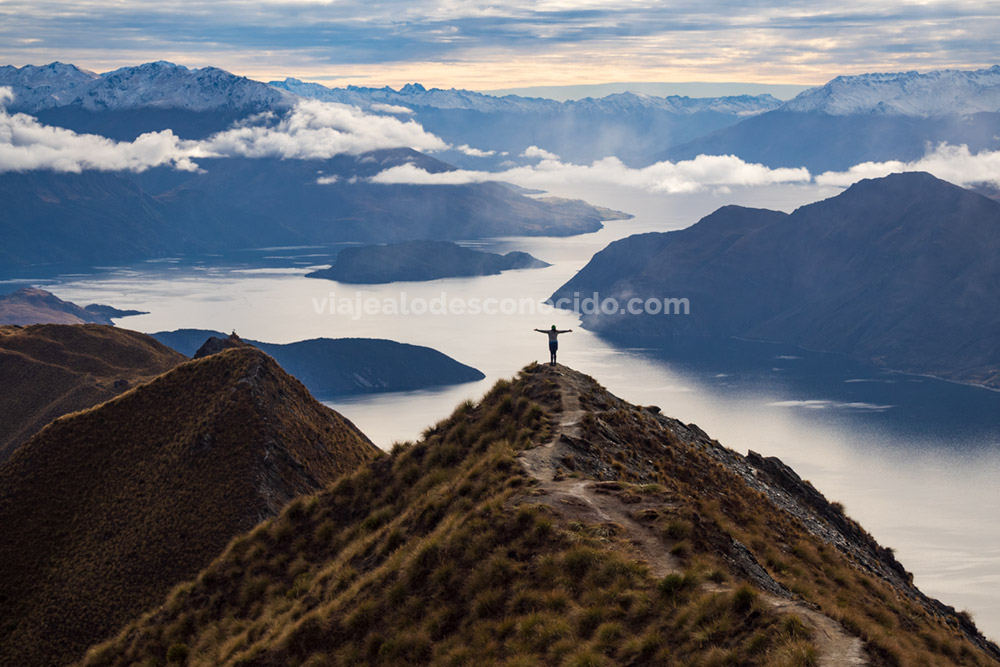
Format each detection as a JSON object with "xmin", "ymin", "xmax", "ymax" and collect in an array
[
  {"xmin": 0, "ymin": 346, "xmax": 378, "ymax": 667},
  {"xmin": 81, "ymin": 365, "xmax": 818, "ymax": 666}
]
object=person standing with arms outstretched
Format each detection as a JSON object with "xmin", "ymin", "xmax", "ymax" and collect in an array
[{"xmin": 535, "ymin": 325, "xmax": 572, "ymax": 366}]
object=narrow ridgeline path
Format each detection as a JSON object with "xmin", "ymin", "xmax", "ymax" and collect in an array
[{"xmin": 517, "ymin": 364, "xmax": 867, "ymax": 667}]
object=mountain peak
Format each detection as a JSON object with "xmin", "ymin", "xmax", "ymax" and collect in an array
[
  {"xmin": 1, "ymin": 60, "xmax": 296, "ymax": 112},
  {"xmin": 783, "ymin": 65, "xmax": 1000, "ymax": 116},
  {"xmin": 0, "ymin": 343, "xmax": 379, "ymax": 665},
  {"xmin": 400, "ymin": 82, "xmax": 427, "ymax": 94}
]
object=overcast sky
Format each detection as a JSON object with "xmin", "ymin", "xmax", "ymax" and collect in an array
[{"xmin": 1, "ymin": 0, "xmax": 998, "ymax": 90}]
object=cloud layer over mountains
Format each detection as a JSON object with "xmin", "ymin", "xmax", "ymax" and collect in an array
[
  {"xmin": 0, "ymin": 89, "xmax": 447, "ymax": 173},
  {"xmin": 3, "ymin": 85, "xmax": 1000, "ymax": 193}
]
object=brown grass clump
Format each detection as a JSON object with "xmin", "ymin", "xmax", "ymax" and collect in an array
[{"xmin": 0, "ymin": 346, "xmax": 379, "ymax": 667}]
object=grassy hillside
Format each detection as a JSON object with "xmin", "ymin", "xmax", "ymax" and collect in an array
[
  {"xmin": 81, "ymin": 363, "xmax": 997, "ymax": 666},
  {"xmin": 0, "ymin": 323, "xmax": 185, "ymax": 461},
  {"xmin": 0, "ymin": 347, "xmax": 380, "ymax": 667}
]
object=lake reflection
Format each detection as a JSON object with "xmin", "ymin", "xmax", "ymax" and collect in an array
[{"xmin": 28, "ymin": 181, "xmax": 1000, "ymax": 641}]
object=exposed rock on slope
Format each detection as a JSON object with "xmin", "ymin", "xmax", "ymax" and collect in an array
[
  {"xmin": 0, "ymin": 347, "xmax": 380, "ymax": 667},
  {"xmin": 306, "ymin": 239, "xmax": 550, "ymax": 283},
  {"xmin": 0, "ymin": 323, "xmax": 185, "ymax": 462},
  {"xmin": 80, "ymin": 364, "xmax": 998, "ymax": 666},
  {"xmin": 553, "ymin": 172, "xmax": 1000, "ymax": 388}
]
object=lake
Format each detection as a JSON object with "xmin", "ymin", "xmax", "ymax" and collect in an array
[{"xmin": 28, "ymin": 181, "xmax": 1000, "ymax": 640}]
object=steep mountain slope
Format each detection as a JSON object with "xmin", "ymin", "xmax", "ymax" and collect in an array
[
  {"xmin": 553, "ymin": 172, "xmax": 1000, "ymax": 388},
  {"xmin": 152, "ymin": 153, "xmax": 608, "ymax": 243},
  {"xmin": 306, "ymin": 239, "xmax": 549, "ymax": 283},
  {"xmin": 0, "ymin": 347, "xmax": 380, "ymax": 667},
  {"xmin": 154, "ymin": 330, "xmax": 486, "ymax": 397},
  {"xmin": 273, "ymin": 78, "xmax": 781, "ymax": 167},
  {"xmin": 0, "ymin": 170, "xmax": 182, "ymax": 269},
  {"xmin": 81, "ymin": 364, "xmax": 998, "ymax": 666},
  {"xmin": 661, "ymin": 66, "xmax": 1000, "ymax": 172},
  {"xmin": 0, "ymin": 151, "xmax": 609, "ymax": 271},
  {"xmin": 0, "ymin": 323, "xmax": 185, "ymax": 462}
]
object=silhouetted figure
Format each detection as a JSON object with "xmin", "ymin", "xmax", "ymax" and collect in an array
[{"xmin": 535, "ymin": 325, "xmax": 572, "ymax": 365}]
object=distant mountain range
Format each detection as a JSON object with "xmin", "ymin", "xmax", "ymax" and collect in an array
[
  {"xmin": 4, "ymin": 61, "xmax": 999, "ymax": 173},
  {"xmin": 151, "ymin": 328, "xmax": 485, "ymax": 397},
  {"xmin": 272, "ymin": 78, "xmax": 783, "ymax": 167},
  {"xmin": 0, "ymin": 345, "xmax": 379, "ymax": 666},
  {"xmin": 553, "ymin": 172, "xmax": 1000, "ymax": 388},
  {"xmin": 0, "ymin": 61, "xmax": 628, "ymax": 272},
  {"xmin": 306, "ymin": 239, "xmax": 550, "ymax": 283},
  {"xmin": 663, "ymin": 66, "xmax": 1000, "ymax": 172}
]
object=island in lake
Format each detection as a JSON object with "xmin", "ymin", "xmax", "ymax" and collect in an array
[{"xmin": 307, "ymin": 240, "xmax": 550, "ymax": 284}]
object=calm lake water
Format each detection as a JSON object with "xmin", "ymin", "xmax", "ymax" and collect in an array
[{"xmin": 26, "ymin": 181, "xmax": 1000, "ymax": 640}]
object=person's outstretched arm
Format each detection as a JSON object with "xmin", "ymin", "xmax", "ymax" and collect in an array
[
  {"xmin": 557, "ymin": 329, "xmax": 573, "ymax": 333},
  {"xmin": 534, "ymin": 328, "xmax": 545, "ymax": 333}
]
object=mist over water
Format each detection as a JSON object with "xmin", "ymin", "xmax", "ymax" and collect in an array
[{"xmin": 39, "ymin": 181, "xmax": 1000, "ymax": 640}]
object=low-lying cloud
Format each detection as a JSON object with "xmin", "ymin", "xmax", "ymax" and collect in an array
[
  {"xmin": 5, "ymin": 85, "xmax": 1000, "ymax": 197},
  {"xmin": 0, "ymin": 89, "xmax": 449, "ymax": 173},
  {"xmin": 371, "ymin": 148, "xmax": 812, "ymax": 194},
  {"xmin": 0, "ymin": 88, "xmax": 197, "ymax": 173},
  {"xmin": 194, "ymin": 99, "xmax": 448, "ymax": 160},
  {"xmin": 816, "ymin": 144, "xmax": 1000, "ymax": 189},
  {"xmin": 370, "ymin": 103, "xmax": 414, "ymax": 115}
]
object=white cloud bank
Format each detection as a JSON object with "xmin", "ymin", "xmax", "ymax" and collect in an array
[
  {"xmin": 4, "ymin": 84, "xmax": 1000, "ymax": 197},
  {"xmin": 0, "ymin": 88, "xmax": 197, "ymax": 173},
  {"xmin": 0, "ymin": 88, "xmax": 449, "ymax": 173},
  {"xmin": 370, "ymin": 103, "xmax": 415, "ymax": 115},
  {"xmin": 373, "ymin": 143, "xmax": 1000, "ymax": 194},
  {"xmin": 372, "ymin": 148, "xmax": 812, "ymax": 194},
  {"xmin": 817, "ymin": 143, "xmax": 1000, "ymax": 189}
]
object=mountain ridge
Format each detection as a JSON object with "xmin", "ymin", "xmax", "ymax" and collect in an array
[
  {"xmin": 0, "ymin": 323, "xmax": 186, "ymax": 462},
  {"xmin": 552, "ymin": 172, "xmax": 1000, "ymax": 389},
  {"xmin": 0, "ymin": 346, "xmax": 380, "ymax": 667},
  {"xmin": 78, "ymin": 363, "xmax": 999, "ymax": 665}
]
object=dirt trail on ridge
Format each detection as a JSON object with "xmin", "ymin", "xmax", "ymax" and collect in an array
[{"xmin": 517, "ymin": 364, "xmax": 867, "ymax": 667}]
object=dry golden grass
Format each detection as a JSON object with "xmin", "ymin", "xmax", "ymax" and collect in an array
[
  {"xmin": 0, "ymin": 346, "xmax": 379, "ymax": 667},
  {"xmin": 558, "ymin": 364, "xmax": 999, "ymax": 666},
  {"xmin": 0, "ymin": 323, "xmax": 185, "ymax": 461},
  {"xmin": 81, "ymin": 365, "xmax": 823, "ymax": 667}
]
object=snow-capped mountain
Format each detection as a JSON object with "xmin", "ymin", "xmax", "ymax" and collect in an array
[
  {"xmin": 0, "ymin": 62, "xmax": 98, "ymax": 110},
  {"xmin": 270, "ymin": 78, "xmax": 782, "ymax": 116},
  {"xmin": 782, "ymin": 66, "xmax": 1000, "ymax": 116},
  {"xmin": 662, "ymin": 65, "xmax": 1000, "ymax": 171},
  {"xmin": 268, "ymin": 79, "xmax": 782, "ymax": 166},
  {"xmin": 1, "ymin": 61, "xmax": 296, "ymax": 112}
]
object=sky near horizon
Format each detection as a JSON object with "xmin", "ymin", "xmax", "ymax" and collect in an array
[{"xmin": 0, "ymin": 0, "xmax": 998, "ymax": 91}]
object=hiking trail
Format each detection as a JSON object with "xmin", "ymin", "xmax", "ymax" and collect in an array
[{"xmin": 517, "ymin": 363, "xmax": 867, "ymax": 667}]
